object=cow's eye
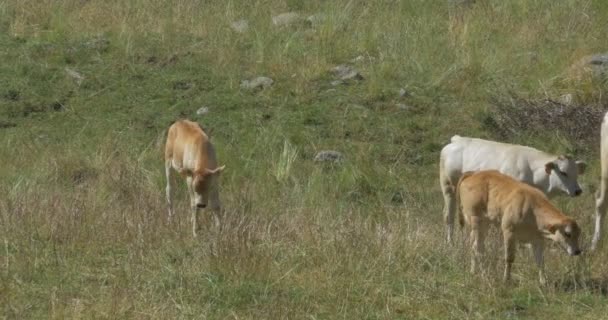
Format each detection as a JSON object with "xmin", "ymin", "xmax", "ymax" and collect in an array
[
  {"xmin": 560, "ymin": 171, "xmax": 568, "ymax": 177},
  {"xmin": 564, "ymin": 232, "xmax": 571, "ymax": 238}
]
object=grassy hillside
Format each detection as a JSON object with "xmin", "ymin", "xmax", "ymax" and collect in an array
[{"xmin": 1, "ymin": 0, "xmax": 608, "ymax": 318}]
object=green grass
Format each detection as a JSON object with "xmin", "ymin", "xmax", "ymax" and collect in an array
[{"xmin": 1, "ymin": 0, "xmax": 608, "ymax": 318}]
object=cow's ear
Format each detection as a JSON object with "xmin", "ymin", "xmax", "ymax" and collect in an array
[
  {"xmin": 545, "ymin": 162, "xmax": 556, "ymax": 175},
  {"xmin": 204, "ymin": 165, "xmax": 225, "ymax": 176},
  {"xmin": 546, "ymin": 224, "xmax": 558, "ymax": 234},
  {"xmin": 576, "ymin": 161, "xmax": 586, "ymax": 175}
]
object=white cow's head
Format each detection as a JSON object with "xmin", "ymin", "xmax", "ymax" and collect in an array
[
  {"xmin": 545, "ymin": 220, "xmax": 582, "ymax": 256},
  {"xmin": 544, "ymin": 155, "xmax": 585, "ymax": 197},
  {"xmin": 192, "ymin": 165, "xmax": 225, "ymax": 209}
]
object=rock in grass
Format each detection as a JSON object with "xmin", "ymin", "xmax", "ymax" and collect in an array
[
  {"xmin": 558, "ymin": 94, "xmax": 574, "ymax": 105},
  {"xmin": 272, "ymin": 12, "xmax": 301, "ymax": 27},
  {"xmin": 332, "ymin": 64, "xmax": 363, "ymax": 81},
  {"xmin": 196, "ymin": 106, "xmax": 209, "ymax": 115},
  {"xmin": 398, "ymin": 88, "xmax": 411, "ymax": 98},
  {"xmin": 83, "ymin": 35, "xmax": 110, "ymax": 52},
  {"xmin": 314, "ymin": 150, "xmax": 344, "ymax": 163},
  {"xmin": 240, "ymin": 76, "xmax": 274, "ymax": 90},
  {"xmin": 65, "ymin": 67, "xmax": 85, "ymax": 86},
  {"xmin": 231, "ymin": 19, "xmax": 249, "ymax": 33},
  {"xmin": 306, "ymin": 13, "xmax": 325, "ymax": 27},
  {"xmin": 568, "ymin": 53, "xmax": 608, "ymax": 80}
]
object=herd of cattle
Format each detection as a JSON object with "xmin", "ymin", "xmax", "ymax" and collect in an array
[{"xmin": 163, "ymin": 112, "xmax": 608, "ymax": 283}]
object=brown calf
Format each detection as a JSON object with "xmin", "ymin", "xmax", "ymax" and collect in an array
[
  {"xmin": 457, "ymin": 170, "xmax": 581, "ymax": 284},
  {"xmin": 164, "ymin": 120, "xmax": 225, "ymax": 236}
]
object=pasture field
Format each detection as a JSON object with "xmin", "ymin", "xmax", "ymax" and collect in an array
[{"xmin": 1, "ymin": 0, "xmax": 608, "ymax": 318}]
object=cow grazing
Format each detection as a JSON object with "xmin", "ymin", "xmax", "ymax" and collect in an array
[
  {"xmin": 164, "ymin": 120, "xmax": 225, "ymax": 237},
  {"xmin": 593, "ymin": 112, "xmax": 608, "ymax": 250},
  {"xmin": 457, "ymin": 170, "xmax": 582, "ymax": 284},
  {"xmin": 440, "ymin": 135, "xmax": 586, "ymax": 244}
]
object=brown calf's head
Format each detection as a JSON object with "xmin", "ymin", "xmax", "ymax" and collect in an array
[
  {"xmin": 192, "ymin": 165, "xmax": 225, "ymax": 209},
  {"xmin": 546, "ymin": 220, "xmax": 582, "ymax": 256}
]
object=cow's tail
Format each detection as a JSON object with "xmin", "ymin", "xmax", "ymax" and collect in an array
[{"xmin": 456, "ymin": 171, "xmax": 475, "ymax": 228}]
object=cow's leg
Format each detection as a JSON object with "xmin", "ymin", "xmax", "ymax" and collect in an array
[
  {"xmin": 165, "ymin": 161, "xmax": 174, "ymax": 221},
  {"xmin": 469, "ymin": 217, "xmax": 485, "ymax": 275},
  {"xmin": 440, "ymin": 168, "xmax": 457, "ymax": 244},
  {"xmin": 593, "ymin": 178, "xmax": 608, "ymax": 250},
  {"xmin": 532, "ymin": 241, "xmax": 546, "ymax": 285},
  {"xmin": 186, "ymin": 176, "xmax": 200, "ymax": 237},
  {"xmin": 209, "ymin": 187, "xmax": 222, "ymax": 228},
  {"xmin": 503, "ymin": 230, "xmax": 516, "ymax": 283}
]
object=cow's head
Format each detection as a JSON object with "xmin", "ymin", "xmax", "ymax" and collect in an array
[
  {"xmin": 544, "ymin": 155, "xmax": 586, "ymax": 197},
  {"xmin": 192, "ymin": 165, "xmax": 225, "ymax": 209},
  {"xmin": 545, "ymin": 220, "xmax": 582, "ymax": 256}
]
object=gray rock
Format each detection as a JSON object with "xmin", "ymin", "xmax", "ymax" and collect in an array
[
  {"xmin": 306, "ymin": 13, "xmax": 325, "ymax": 27},
  {"xmin": 558, "ymin": 94, "xmax": 574, "ymax": 105},
  {"xmin": 332, "ymin": 64, "xmax": 363, "ymax": 81},
  {"xmin": 230, "ymin": 19, "xmax": 249, "ymax": 33},
  {"xmin": 196, "ymin": 106, "xmax": 209, "ymax": 115},
  {"xmin": 240, "ymin": 76, "xmax": 274, "ymax": 90},
  {"xmin": 396, "ymin": 103, "xmax": 413, "ymax": 111},
  {"xmin": 83, "ymin": 35, "xmax": 110, "ymax": 52},
  {"xmin": 569, "ymin": 53, "xmax": 608, "ymax": 80},
  {"xmin": 331, "ymin": 80, "xmax": 344, "ymax": 86},
  {"xmin": 272, "ymin": 12, "xmax": 300, "ymax": 27},
  {"xmin": 588, "ymin": 54, "xmax": 608, "ymax": 77},
  {"xmin": 398, "ymin": 88, "xmax": 411, "ymax": 98},
  {"xmin": 65, "ymin": 67, "xmax": 84, "ymax": 86},
  {"xmin": 314, "ymin": 150, "xmax": 344, "ymax": 163},
  {"xmin": 448, "ymin": 0, "xmax": 475, "ymax": 7},
  {"xmin": 350, "ymin": 55, "xmax": 365, "ymax": 63}
]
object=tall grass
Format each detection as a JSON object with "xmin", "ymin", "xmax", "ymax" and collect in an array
[{"xmin": 1, "ymin": 0, "xmax": 608, "ymax": 318}]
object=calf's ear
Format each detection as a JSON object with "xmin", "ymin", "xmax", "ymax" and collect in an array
[
  {"xmin": 546, "ymin": 224, "xmax": 558, "ymax": 234},
  {"xmin": 545, "ymin": 162, "xmax": 556, "ymax": 175},
  {"xmin": 204, "ymin": 165, "xmax": 226, "ymax": 175},
  {"xmin": 576, "ymin": 161, "xmax": 586, "ymax": 174}
]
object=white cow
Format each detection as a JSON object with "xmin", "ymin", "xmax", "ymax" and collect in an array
[
  {"xmin": 593, "ymin": 112, "xmax": 608, "ymax": 250},
  {"xmin": 440, "ymin": 135, "xmax": 586, "ymax": 244},
  {"xmin": 165, "ymin": 120, "xmax": 225, "ymax": 237}
]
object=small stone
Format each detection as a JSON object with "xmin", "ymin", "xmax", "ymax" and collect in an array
[
  {"xmin": 332, "ymin": 64, "xmax": 363, "ymax": 81},
  {"xmin": 558, "ymin": 94, "xmax": 574, "ymax": 105},
  {"xmin": 396, "ymin": 103, "xmax": 413, "ymax": 111},
  {"xmin": 314, "ymin": 150, "xmax": 344, "ymax": 163},
  {"xmin": 240, "ymin": 76, "xmax": 274, "ymax": 90},
  {"xmin": 398, "ymin": 88, "xmax": 410, "ymax": 98},
  {"xmin": 65, "ymin": 67, "xmax": 84, "ymax": 86},
  {"xmin": 272, "ymin": 12, "xmax": 300, "ymax": 27},
  {"xmin": 331, "ymin": 80, "xmax": 344, "ymax": 86},
  {"xmin": 196, "ymin": 106, "xmax": 209, "ymax": 115},
  {"xmin": 83, "ymin": 35, "xmax": 110, "ymax": 52},
  {"xmin": 230, "ymin": 20, "xmax": 249, "ymax": 33},
  {"xmin": 306, "ymin": 13, "xmax": 325, "ymax": 27},
  {"xmin": 350, "ymin": 55, "xmax": 365, "ymax": 63}
]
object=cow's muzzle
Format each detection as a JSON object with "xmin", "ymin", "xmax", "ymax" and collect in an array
[{"xmin": 574, "ymin": 189, "xmax": 582, "ymax": 196}]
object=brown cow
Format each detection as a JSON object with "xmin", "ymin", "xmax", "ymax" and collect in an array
[
  {"xmin": 457, "ymin": 170, "xmax": 582, "ymax": 284},
  {"xmin": 164, "ymin": 120, "xmax": 225, "ymax": 236}
]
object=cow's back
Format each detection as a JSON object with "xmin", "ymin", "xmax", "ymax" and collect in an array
[
  {"xmin": 442, "ymin": 136, "xmax": 550, "ymax": 185},
  {"xmin": 165, "ymin": 120, "xmax": 208, "ymax": 166},
  {"xmin": 460, "ymin": 170, "xmax": 544, "ymax": 223}
]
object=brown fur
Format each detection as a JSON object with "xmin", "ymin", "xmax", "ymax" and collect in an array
[
  {"xmin": 164, "ymin": 120, "xmax": 224, "ymax": 237},
  {"xmin": 457, "ymin": 170, "xmax": 581, "ymax": 284}
]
